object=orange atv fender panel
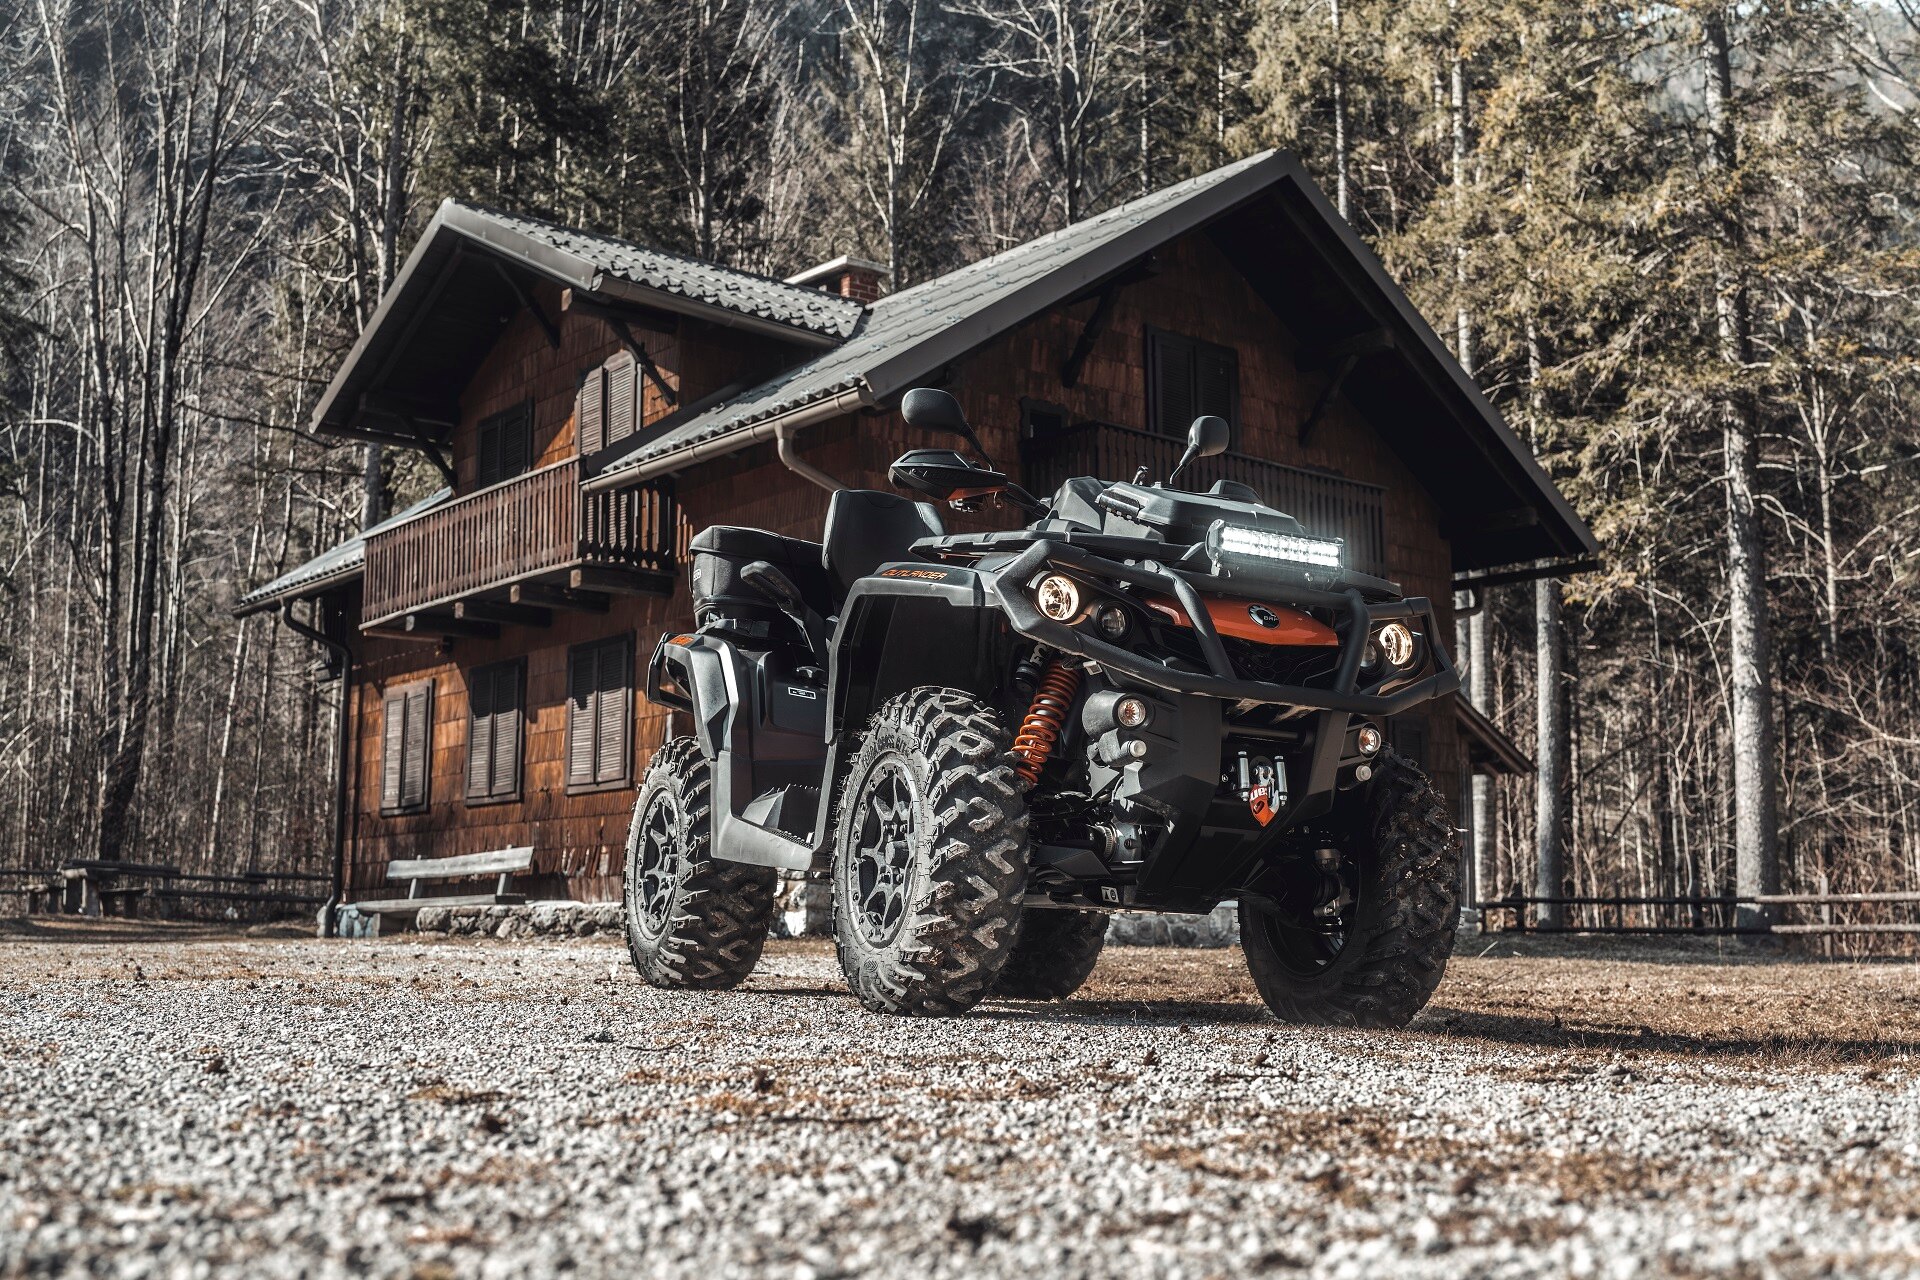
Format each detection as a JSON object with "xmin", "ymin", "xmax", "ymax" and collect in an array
[{"xmin": 1144, "ymin": 595, "xmax": 1339, "ymax": 647}]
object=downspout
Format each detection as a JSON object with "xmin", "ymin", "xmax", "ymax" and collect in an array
[
  {"xmin": 281, "ymin": 600, "xmax": 353, "ymax": 938},
  {"xmin": 581, "ymin": 384, "xmax": 870, "ymax": 494}
]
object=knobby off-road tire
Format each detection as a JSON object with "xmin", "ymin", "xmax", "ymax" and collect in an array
[
  {"xmin": 832, "ymin": 687, "xmax": 1029, "ymax": 1016},
  {"xmin": 1240, "ymin": 748, "xmax": 1460, "ymax": 1028},
  {"xmin": 624, "ymin": 737, "xmax": 777, "ymax": 990},
  {"xmin": 990, "ymin": 909, "xmax": 1108, "ymax": 1000}
]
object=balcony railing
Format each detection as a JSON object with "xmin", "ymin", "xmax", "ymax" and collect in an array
[
  {"xmin": 361, "ymin": 458, "xmax": 677, "ymax": 627},
  {"xmin": 1021, "ymin": 420, "xmax": 1390, "ymax": 579}
]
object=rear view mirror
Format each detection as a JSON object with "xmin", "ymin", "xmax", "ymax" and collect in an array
[
  {"xmin": 1187, "ymin": 414, "xmax": 1231, "ymax": 459},
  {"xmin": 1167, "ymin": 415, "xmax": 1232, "ymax": 489},
  {"xmin": 901, "ymin": 388, "xmax": 971, "ymax": 437}
]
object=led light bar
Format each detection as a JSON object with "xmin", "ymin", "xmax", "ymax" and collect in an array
[{"xmin": 1211, "ymin": 523, "xmax": 1343, "ymax": 570}]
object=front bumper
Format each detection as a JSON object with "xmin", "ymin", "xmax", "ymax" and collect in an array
[{"xmin": 987, "ymin": 540, "xmax": 1458, "ymax": 715}]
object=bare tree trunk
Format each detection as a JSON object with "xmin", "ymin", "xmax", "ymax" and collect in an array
[
  {"xmin": 1330, "ymin": 0, "xmax": 1349, "ymax": 220},
  {"xmin": 1702, "ymin": 7, "xmax": 1780, "ymax": 929}
]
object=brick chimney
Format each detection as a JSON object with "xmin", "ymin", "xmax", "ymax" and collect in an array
[{"xmin": 785, "ymin": 255, "xmax": 888, "ymax": 304}]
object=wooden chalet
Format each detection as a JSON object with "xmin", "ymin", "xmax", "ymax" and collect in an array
[{"xmin": 239, "ymin": 150, "xmax": 1596, "ymax": 917}]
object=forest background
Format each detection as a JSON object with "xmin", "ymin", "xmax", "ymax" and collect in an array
[{"xmin": 2, "ymin": 0, "xmax": 1917, "ymax": 934}]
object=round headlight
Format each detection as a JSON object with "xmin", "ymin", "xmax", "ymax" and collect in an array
[
  {"xmin": 1034, "ymin": 574, "xmax": 1082, "ymax": 621},
  {"xmin": 1377, "ymin": 622, "xmax": 1416, "ymax": 669},
  {"xmin": 1094, "ymin": 603, "xmax": 1130, "ymax": 639},
  {"xmin": 1114, "ymin": 696, "xmax": 1151, "ymax": 729}
]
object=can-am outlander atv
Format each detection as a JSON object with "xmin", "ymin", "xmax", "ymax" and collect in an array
[{"xmin": 626, "ymin": 388, "xmax": 1463, "ymax": 1025}]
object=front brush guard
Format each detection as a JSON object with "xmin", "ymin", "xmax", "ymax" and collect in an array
[{"xmin": 986, "ymin": 540, "xmax": 1458, "ymax": 715}]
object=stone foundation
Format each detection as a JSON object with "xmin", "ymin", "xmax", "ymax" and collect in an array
[{"xmin": 336, "ymin": 895, "xmax": 1241, "ymax": 946}]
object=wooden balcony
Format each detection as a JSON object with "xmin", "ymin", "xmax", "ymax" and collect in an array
[
  {"xmin": 1021, "ymin": 420, "xmax": 1389, "ymax": 578},
  {"xmin": 361, "ymin": 458, "xmax": 679, "ymax": 633}
]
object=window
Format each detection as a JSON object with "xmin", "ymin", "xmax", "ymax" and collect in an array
[
  {"xmin": 567, "ymin": 636, "xmax": 633, "ymax": 791},
  {"xmin": 1147, "ymin": 328, "xmax": 1238, "ymax": 439},
  {"xmin": 476, "ymin": 402, "xmax": 533, "ymax": 488},
  {"xmin": 575, "ymin": 352, "xmax": 637, "ymax": 457},
  {"xmin": 380, "ymin": 680, "xmax": 433, "ymax": 814},
  {"xmin": 1020, "ymin": 397, "xmax": 1069, "ymax": 442},
  {"xmin": 465, "ymin": 660, "xmax": 524, "ymax": 804}
]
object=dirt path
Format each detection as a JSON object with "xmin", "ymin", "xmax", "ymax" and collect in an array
[{"xmin": 2, "ymin": 924, "xmax": 1916, "ymax": 1278}]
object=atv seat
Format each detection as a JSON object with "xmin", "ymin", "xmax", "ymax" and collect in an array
[
  {"xmin": 689, "ymin": 525, "xmax": 834, "ymax": 638},
  {"xmin": 821, "ymin": 489, "xmax": 945, "ymax": 598}
]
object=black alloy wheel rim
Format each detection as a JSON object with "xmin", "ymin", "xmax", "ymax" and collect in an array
[
  {"xmin": 851, "ymin": 758, "xmax": 919, "ymax": 946},
  {"xmin": 633, "ymin": 791, "xmax": 681, "ymax": 940},
  {"xmin": 1261, "ymin": 847, "xmax": 1361, "ymax": 977}
]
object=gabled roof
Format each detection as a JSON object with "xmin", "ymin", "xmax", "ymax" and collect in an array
[
  {"xmin": 309, "ymin": 201, "xmax": 863, "ymax": 444},
  {"xmin": 584, "ymin": 151, "xmax": 1598, "ymax": 572},
  {"xmin": 233, "ymin": 489, "xmax": 451, "ymax": 616}
]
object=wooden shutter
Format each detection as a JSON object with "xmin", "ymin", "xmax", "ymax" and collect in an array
[
  {"xmin": 400, "ymin": 682, "xmax": 431, "ymax": 810},
  {"xmin": 604, "ymin": 351, "xmax": 637, "ymax": 447},
  {"xmin": 576, "ymin": 366, "xmax": 606, "ymax": 455},
  {"xmin": 566, "ymin": 639, "xmax": 631, "ymax": 790},
  {"xmin": 467, "ymin": 662, "xmax": 523, "ymax": 801},
  {"xmin": 1195, "ymin": 343, "xmax": 1238, "ymax": 428},
  {"xmin": 566, "ymin": 645, "xmax": 599, "ymax": 789},
  {"xmin": 476, "ymin": 417, "xmax": 503, "ymax": 489},
  {"xmin": 466, "ymin": 668, "xmax": 492, "ymax": 801},
  {"xmin": 594, "ymin": 638, "xmax": 632, "ymax": 784},
  {"xmin": 476, "ymin": 404, "xmax": 533, "ymax": 488},
  {"xmin": 490, "ymin": 662, "xmax": 522, "ymax": 798},
  {"xmin": 381, "ymin": 688, "xmax": 406, "ymax": 811},
  {"xmin": 1149, "ymin": 331, "xmax": 1195, "ymax": 437}
]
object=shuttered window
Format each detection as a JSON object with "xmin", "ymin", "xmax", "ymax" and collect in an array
[
  {"xmin": 566, "ymin": 636, "xmax": 632, "ymax": 791},
  {"xmin": 465, "ymin": 660, "xmax": 524, "ymax": 804},
  {"xmin": 574, "ymin": 353, "xmax": 637, "ymax": 458},
  {"xmin": 1147, "ymin": 329, "xmax": 1238, "ymax": 440},
  {"xmin": 476, "ymin": 402, "xmax": 533, "ymax": 488},
  {"xmin": 575, "ymin": 365, "xmax": 606, "ymax": 455},
  {"xmin": 603, "ymin": 350, "xmax": 638, "ymax": 448},
  {"xmin": 380, "ymin": 680, "xmax": 433, "ymax": 815}
]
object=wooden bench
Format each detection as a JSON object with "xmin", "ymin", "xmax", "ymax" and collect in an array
[{"xmin": 350, "ymin": 847, "xmax": 534, "ymax": 935}]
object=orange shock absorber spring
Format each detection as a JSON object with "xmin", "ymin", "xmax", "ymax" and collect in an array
[{"xmin": 1012, "ymin": 658, "xmax": 1082, "ymax": 787}]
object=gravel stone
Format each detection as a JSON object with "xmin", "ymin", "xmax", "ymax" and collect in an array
[{"xmin": 1, "ymin": 925, "xmax": 1915, "ymax": 1278}]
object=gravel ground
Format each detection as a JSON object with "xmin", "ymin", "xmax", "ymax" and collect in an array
[{"xmin": 2, "ymin": 920, "xmax": 1917, "ymax": 1280}]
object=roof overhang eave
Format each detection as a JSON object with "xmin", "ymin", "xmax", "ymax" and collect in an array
[
  {"xmin": 584, "ymin": 382, "xmax": 874, "ymax": 493},
  {"xmin": 232, "ymin": 567, "xmax": 361, "ymax": 618}
]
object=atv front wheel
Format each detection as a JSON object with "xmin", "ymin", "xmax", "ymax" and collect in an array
[
  {"xmin": 1239, "ymin": 748, "xmax": 1460, "ymax": 1028},
  {"xmin": 832, "ymin": 687, "xmax": 1028, "ymax": 1015},
  {"xmin": 991, "ymin": 909, "xmax": 1108, "ymax": 1000},
  {"xmin": 623, "ymin": 737, "xmax": 777, "ymax": 989}
]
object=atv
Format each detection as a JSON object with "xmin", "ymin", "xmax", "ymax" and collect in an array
[{"xmin": 625, "ymin": 388, "xmax": 1464, "ymax": 1025}]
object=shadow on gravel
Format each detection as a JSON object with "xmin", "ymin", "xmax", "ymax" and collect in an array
[
  {"xmin": 0, "ymin": 918, "xmax": 305, "ymax": 945},
  {"xmin": 982, "ymin": 998, "xmax": 1269, "ymax": 1026},
  {"xmin": 1426, "ymin": 1005, "xmax": 1920, "ymax": 1066}
]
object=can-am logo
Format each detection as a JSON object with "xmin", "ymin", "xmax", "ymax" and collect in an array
[{"xmin": 1247, "ymin": 605, "xmax": 1281, "ymax": 629}]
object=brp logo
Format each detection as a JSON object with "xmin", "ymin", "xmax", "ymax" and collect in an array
[{"xmin": 1247, "ymin": 604, "xmax": 1281, "ymax": 629}]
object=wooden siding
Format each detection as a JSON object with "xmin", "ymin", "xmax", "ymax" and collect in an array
[{"xmin": 342, "ymin": 229, "xmax": 1462, "ymax": 905}]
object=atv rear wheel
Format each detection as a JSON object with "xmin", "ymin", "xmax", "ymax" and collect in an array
[
  {"xmin": 991, "ymin": 909, "xmax": 1108, "ymax": 1000},
  {"xmin": 624, "ymin": 737, "xmax": 777, "ymax": 990},
  {"xmin": 832, "ymin": 687, "xmax": 1028, "ymax": 1016},
  {"xmin": 1239, "ymin": 748, "xmax": 1460, "ymax": 1028}
]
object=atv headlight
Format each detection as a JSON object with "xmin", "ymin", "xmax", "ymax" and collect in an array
[
  {"xmin": 1034, "ymin": 574, "xmax": 1082, "ymax": 621},
  {"xmin": 1377, "ymin": 622, "xmax": 1417, "ymax": 669},
  {"xmin": 1208, "ymin": 522, "xmax": 1343, "ymax": 572}
]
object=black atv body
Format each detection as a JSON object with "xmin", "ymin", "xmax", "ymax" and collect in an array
[{"xmin": 631, "ymin": 390, "xmax": 1464, "ymax": 1023}]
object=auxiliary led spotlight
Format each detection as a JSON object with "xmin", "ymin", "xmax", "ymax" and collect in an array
[
  {"xmin": 1034, "ymin": 574, "xmax": 1082, "ymax": 622},
  {"xmin": 1114, "ymin": 696, "xmax": 1151, "ymax": 729},
  {"xmin": 1095, "ymin": 603, "xmax": 1130, "ymax": 639},
  {"xmin": 1377, "ymin": 622, "xmax": 1417, "ymax": 669},
  {"xmin": 1356, "ymin": 725, "xmax": 1383, "ymax": 756}
]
